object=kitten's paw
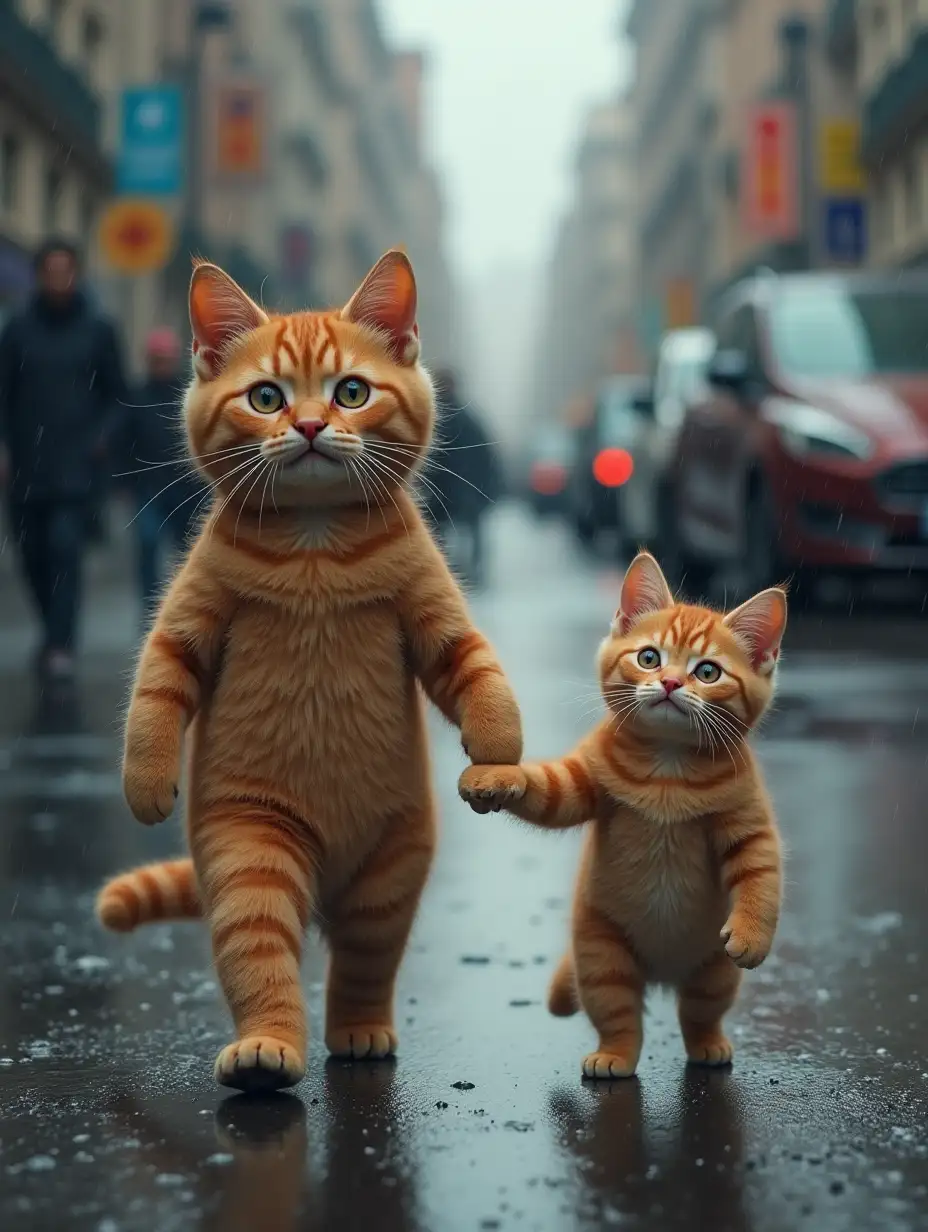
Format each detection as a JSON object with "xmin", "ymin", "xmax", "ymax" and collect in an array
[
  {"xmin": 214, "ymin": 1036, "xmax": 305, "ymax": 1091},
  {"xmin": 458, "ymin": 765, "xmax": 527, "ymax": 814},
  {"xmin": 326, "ymin": 1024, "xmax": 398, "ymax": 1060},
  {"xmin": 721, "ymin": 918, "xmax": 771, "ymax": 969},
  {"xmin": 123, "ymin": 764, "xmax": 178, "ymax": 825},
  {"xmin": 686, "ymin": 1035, "xmax": 734, "ymax": 1067},
  {"xmin": 582, "ymin": 1051, "xmax": 638, "ymax": 1080}
]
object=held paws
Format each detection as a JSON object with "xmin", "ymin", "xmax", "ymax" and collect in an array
[
  {"xmin": 458, "ymin": 765, "xmax": 527, "ymax": 814},
  {"xmin": 214, "ymin": 1036, "xmax": 305, "ymax": 1091},
  {"xmin": 123, "ymin": 766, "xmax": 178, "ymax": 825},
  {"xmin": 721, "ymin": 917, "xmax": 772, "ymax": 969},
  {"xmin": 582, "ymin": 1050, "xmax": 638, "ymax": 1080},
  {"xmin": 325, "ymin": 1025, "xmax": 398, "ymax": 1060}
]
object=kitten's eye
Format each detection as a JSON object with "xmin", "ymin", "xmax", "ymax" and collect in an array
[
  {"xmin": 333, "ymin": 376, "xmax": 370, "ymax": 410},
  {"xmin": 248, "ymin": 382, "xmax": 285, "ymax": 414},
  {"xmin": 694, "ymin": 660, "xmax": 722, "ymax": 683},
  {"xmin": 637, "ymin": 647, "xmax": 661, "ymax": 669}
]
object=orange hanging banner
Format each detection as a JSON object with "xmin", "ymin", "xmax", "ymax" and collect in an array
[
  {"xmin": 209, "ymin": 77, "xmax": 267, "ymax": 184},
  {"xmin": 742, "ymin": 102, "xmax": 799, "ymax": 241}
]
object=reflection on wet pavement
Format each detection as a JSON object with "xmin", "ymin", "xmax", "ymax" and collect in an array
[{"xmin": 1, "ymin": 508, "xmax": 926, "ymax": 1231}]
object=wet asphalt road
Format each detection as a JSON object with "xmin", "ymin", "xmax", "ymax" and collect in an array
[{"xmin": 1, "ymin": 505, "xmax": 927, "ymax": 1232}]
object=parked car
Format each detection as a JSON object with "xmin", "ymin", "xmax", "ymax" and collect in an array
[
  {"xmin": 567, "ymin": 376, "xmax": 649, "ymax": 546},
  {"xmin": 522, "ymin": 424, "xmax": 576, "ymax": 518},
  {"xmin": 617, "ymin": 327, "xmax": 715, "ymax": 555},
  {"xmin": 665, "ymin": 271, "xmax": 928, "ymax": 601}
]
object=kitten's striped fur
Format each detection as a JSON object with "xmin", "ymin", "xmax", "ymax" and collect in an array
[
  {"xmin": 460, "ymin": 553, "xmax": 785, "ymax": 1079},
  {"xmin": 98, "ymin": 252, "xmax": 522, "ymax": 1091}
]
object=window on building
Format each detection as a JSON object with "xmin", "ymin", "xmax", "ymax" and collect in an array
[
  {"xmin": 82, "ymin": 13, "xmax": 104, "ymax": 82},
  {"xmin": 0, "ymin": 134, "xmax": 21, "ymax": 213},
  {"xmin": 44, "ymin": 166, "xmax": 63, "ymax": 231},
  {"xmin": 47, "ymin": 0, "xmax": 66, "ymax": 38},
  {"xmin": 903, "ymin": 156, "xmax": 921, "ymax": 232}
]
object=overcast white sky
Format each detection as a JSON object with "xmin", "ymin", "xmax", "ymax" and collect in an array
[{"xmin": 382, "ymin": 0, "xmax": 632, "ymax": 282}]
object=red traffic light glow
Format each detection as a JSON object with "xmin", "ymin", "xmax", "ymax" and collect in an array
[{"xmin": 593, "ymin": 448, "xmax": 634, "ymax": 488}]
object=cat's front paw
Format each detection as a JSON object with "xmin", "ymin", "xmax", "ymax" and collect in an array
[
  {"xmin": 123, "ymin": 761, "xmax": 179, "ymax": 825},
  {"xmin": 721, "ymin": 917, "xmax": 772, "ymax": 969},
  {"xmin": 458, "ymin": 765, "xmax": 527, "ymax": 814}
]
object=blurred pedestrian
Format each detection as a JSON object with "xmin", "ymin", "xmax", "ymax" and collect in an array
[
  {"xmin": 119, "ymin": 327, "xmax": 204, "ymax": 626},
  {"xmin": 0, "ymin": 238, "xmax": 126, "ymax": 679},
  {"xmin": 426, "ymin": 368, "xmax": 501, "ymax": 588}
]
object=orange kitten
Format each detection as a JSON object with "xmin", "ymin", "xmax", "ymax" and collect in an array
[
  {"xmin": 460, "ymin": 553, "xmax": 785, "ymax": 1079},
  {"xmin": 97, "ymin": 251, "xmax": 522, "ymax": 1091}
]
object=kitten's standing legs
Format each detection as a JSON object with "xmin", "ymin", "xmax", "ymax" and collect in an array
[
  {"xmin": 573, "ymin": 902, "xmax": 646, "ymax": 1079},
  {"xmin": 193, "ymin": 805, "xmax": 320, "ymax": 1092},
  {"xmin": 324, "ymin": 805, "xmax": 435, "ymax": 1059},
  {"xmin": 677, "ymin": 949, "xmax": 741, "ymax": 1066}
]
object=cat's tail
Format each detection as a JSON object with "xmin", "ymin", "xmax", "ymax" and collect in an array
[
  {"xmin": 547, "ymin": 952, "xmax": 580, "ymax": 1017},
  {"xmin": 97, "ymin": 860, "xmax": 201, "ymax": 932}
]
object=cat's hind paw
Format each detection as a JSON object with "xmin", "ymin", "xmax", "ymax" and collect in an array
[
  {"xmin": 325, "ymin": 1024, "xmax": 398, "ymax": 1060},
  {"xmin": 582, "ymin": 1050, "xmax": 638, "ymax": 1080},
  {"xmin": 214, "ymin": 1036, "xmax": 305, "ymax": 1091},
  {"xmin": 686, "ymin": 1035, "xmax": 734, "ymax": 1067}
]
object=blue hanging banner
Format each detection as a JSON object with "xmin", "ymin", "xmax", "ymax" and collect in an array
[
  {"xmin": 117, "ymin": 87, "xmax": 184, "ymax": 197},
  {"xmin": 823, "ymin": 198, "xmax": 866, "ymax": 264}
]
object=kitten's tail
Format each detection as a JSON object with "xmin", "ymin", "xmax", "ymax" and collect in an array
[
  {"xmin": 547, "ymin": 952, "xmax": 580, "ymax": 1017},
  {"xmin": 97, "ymin": 860, "xmax": 201, "ymax": 932}
]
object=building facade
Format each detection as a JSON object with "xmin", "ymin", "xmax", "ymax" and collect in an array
[
  {"xmin": 628, "ymin": 0, "xmax": 863, "ymax": 354},
  {"xmin": 1, "ymin": 0, "xmax": 455, "ymax": 371},
  {"xmin": 852, "ymin": 0, "xmax": 928, "ymax": 268},
  {"xmin": 532, "ymin": 98, "xmax": 638, "ymax": 423}
]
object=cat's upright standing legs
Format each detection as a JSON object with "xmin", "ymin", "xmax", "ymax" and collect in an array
[
  {"xmin": 573, "ymin": 901, "xmax": 646, "ymax": 1079},
  {"xmin": 677, "ymin": 949, "xmax": 741, "ymax": 1066},
  {"xmin": 193, "ymin": 803, "xmax": 320, "ymax": 1092},
  {"xmin": 323, "ymin": 803, "xmax": 435, "ymax": 1060}
]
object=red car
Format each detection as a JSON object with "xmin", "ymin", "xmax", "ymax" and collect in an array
[{"xmin": 667, "ymin": 271, "xmax": 928, "ymax": 602}]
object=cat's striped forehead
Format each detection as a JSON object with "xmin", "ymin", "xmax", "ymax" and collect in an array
[
  {"xmin": 231, "ymin": 312, "xmax": 371, "ymax": 381},
  {"xmin": 634, "ymin": 604, "xmax": 736, "ymax": 658}
]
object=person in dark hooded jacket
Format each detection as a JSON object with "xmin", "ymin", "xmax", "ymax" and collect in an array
[
  {"xmin": 0, "ymin": 239, "xmax": 126, "ymax": 678},
  {"xmin": 424, "ymin": 368, "xmax": 501, "ymax": 587},
  {"xmin": 116, "ymin": 327, "xmax": 206, "ymax": 625}
]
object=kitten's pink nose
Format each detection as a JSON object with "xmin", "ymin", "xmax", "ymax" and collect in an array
[
  {"xmin": 294, "ymin": 418, "xmax": 325, "ymax": 442},
  {"xmin": 662, "ymin": 677, "xmax": 683, "ymax": 695}
]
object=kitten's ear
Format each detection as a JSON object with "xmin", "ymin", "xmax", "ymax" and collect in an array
[
  {"xmin": 342, "ymin": 249, "xmax": 419, "ymax": 364},
  {"xmin": 612, "ymin": 553, "xmax": 674, "ymax": 634},
  {"xmin": 724, "ymin": 587, "xmax": 788, "ymax": 673},
  {"xmin": 189, "ymin": 262, "xmax": 268, "ymax": 380}
]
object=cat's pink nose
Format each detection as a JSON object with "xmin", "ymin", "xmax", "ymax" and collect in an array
[
  {"xmin": 294, "ymin": 418, "xmax": 324, "ymax": 442},
  {"xmin": 662, "ymin": 677, "xmax": 683, "ymax": 695}
]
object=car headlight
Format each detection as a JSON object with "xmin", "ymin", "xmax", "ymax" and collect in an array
[{"xmin": 767, "ymin": 402, "xmax": 874, "ymax": 462}]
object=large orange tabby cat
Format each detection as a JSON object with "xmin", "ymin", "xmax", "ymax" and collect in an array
[
  {"xmin": 97, "ymin": 251, "xmax": 522, "ymax": 1091},
  {"xmin": 460, "ymin": 553, "xmax": 785, "ymax": 1079}
]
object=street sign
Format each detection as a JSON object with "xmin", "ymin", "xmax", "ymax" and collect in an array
[
  {"xmin": 820, "ymin": 120, "xmax": 865, "ymax": 194},
  {"xmin": 824, "ymin": 199, "xmax": 867, "ymax": 264},
  {"xmin": 117, "ymin": 87, "xmax": 183, "ymax": 196},
  {"xmin": 99, "ymin": 200, "xmax": 175, "ymax": 274},
  {"xmin": 209, "ymin": 77, "xmax": 267, "ymax": 184},
  {"xmin": 743, "ymin": 102, "xmax": 799, "ymax": 240}
]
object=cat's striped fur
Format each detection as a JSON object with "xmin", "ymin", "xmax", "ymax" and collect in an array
[
  {"xmin": 460, "ymin": 553, "xmax": 784, "ymax": 1079},
  {"xmin": 98, "ymin": 252, "xmax": 522, "ymax": 1091}
]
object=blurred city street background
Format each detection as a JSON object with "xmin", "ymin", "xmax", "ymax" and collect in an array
[{"xmin": 2, "ymin": 0, "xmax": 928, "ymax": 1230}]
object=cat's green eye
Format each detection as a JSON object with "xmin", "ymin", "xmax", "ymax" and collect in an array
[
  {"xmin": 333, "ymin": 376, "xmax": 371, "ymax": 410},
  {"xmin": 694, "ymin": 660, "xmax": 722, "ymax": 683},
  {"xmin": 248, "ymin": 382, "xmax": 285, "ymax": 414},
  {"xmin": 637, "ymin": 647, "xmax": 661, "ymax": 669}
]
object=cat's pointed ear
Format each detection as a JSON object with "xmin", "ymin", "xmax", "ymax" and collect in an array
[
  {"xmin": 724, "ymin": 587, "xmax": 788, "ymax": 673},
  {"xmin": 189, "ymin": 261, "xmax": 268, "ymax": 380},
  {"xmin": 612, "ymin": 553, "xmax": 674, "ymax": 634},
  {"xmin": 342, "ymin": 250, "xmax": 419, "ymax": 364}
]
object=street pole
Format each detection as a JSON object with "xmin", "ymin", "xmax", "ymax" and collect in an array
[{"xmin": 781, "ymin": 16, "xmax": 815, "ymax": 270}]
